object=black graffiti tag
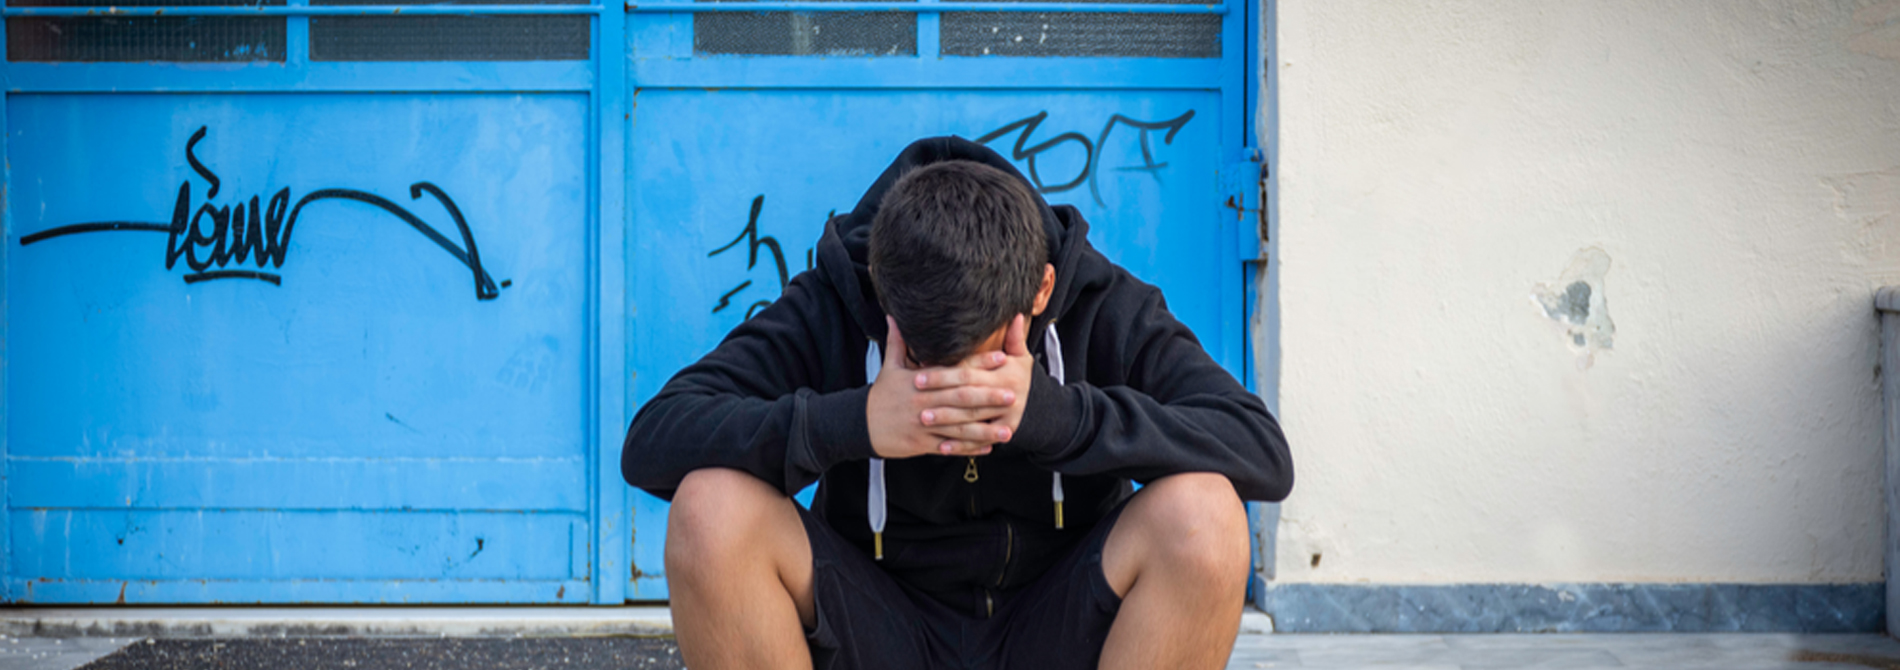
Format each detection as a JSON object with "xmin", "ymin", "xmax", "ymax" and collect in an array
[
  {"xmin": 19, "ymin": 126, "xmax": 503, "ymax": 301},
  {"xmin": 708, "ymin": 194, "xmax": 816, "ymax": 320},
  {"xmin": 975, "ymin": 110, "xmax": 1196, "ymax": 206}
]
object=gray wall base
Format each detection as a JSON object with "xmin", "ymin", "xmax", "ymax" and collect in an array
[{"xmin": 1257, "ymin": 583, "xmax": 1883, "ymax": 633}]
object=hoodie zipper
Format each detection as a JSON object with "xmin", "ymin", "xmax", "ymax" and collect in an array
[
  {"xmin": 967, "ymin": 457, "xmax": 979, "ymax": 516},
  {"xmin": 997, "ymin": 520, "xmax": 1013, "ymax": 587},
  {"xmin": 983, "ymin": 521, "xmax": 1014, "ymax": 619}
]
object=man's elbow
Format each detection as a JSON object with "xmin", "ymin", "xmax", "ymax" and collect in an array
[
  {"xmin": 1258, "ymin": 466, "xmax": 1293, "ymax": 503},
  {"xmin": 620, "ymin": 414, "xmax": 667, "ymax": 491},
  {"xmin": 619, "ymin": 435, "xmax": 682, "ymax": 502},
  {"xmin": 619, "ymin": 427, "xmax": 648, "ymax": 489},
  {"xmin": 1240, "ymin": 434, "xmax": 1294, "ymax": 502}
]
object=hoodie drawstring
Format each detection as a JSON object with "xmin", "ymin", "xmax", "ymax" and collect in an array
[
  {"xmin": 863, "ymin": 323, "xmax": 1068, "ymax": 560},
  {"xmin": 864, "ymin": 345, "xmax": 888, "ymax": 560},
  {"xmin": 1043, "ymin": 325, "xmax": 1066, "ymax": 529}
]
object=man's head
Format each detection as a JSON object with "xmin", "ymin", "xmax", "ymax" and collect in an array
[{"xmin": 869, "ymin": 159, "xmax": 1055, "ymax": 367}]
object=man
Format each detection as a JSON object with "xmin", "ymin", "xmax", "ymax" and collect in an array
[{"xmin": 622, "ymin": 136, "xmax": 1292, "ymax": 669}]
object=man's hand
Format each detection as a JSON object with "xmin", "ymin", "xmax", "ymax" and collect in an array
[
  {"xmin": 867, "ymin": 317, "xmax": 1017, "ymax": 459},
  {"xmin": 916, "ymin": 314, "xmax": 1034, "ymax": 446}
]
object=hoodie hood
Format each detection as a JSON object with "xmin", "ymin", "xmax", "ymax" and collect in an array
[{"xmin": 815, "ymin": 136, "xmax": 1092, "ymax": 348}]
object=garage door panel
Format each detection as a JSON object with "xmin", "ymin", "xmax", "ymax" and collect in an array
[
  {"xmin": 14, "ymin": 577, "xmax": 591, "ymax": 604},
  {"xmin": 6, "ymin": 91, "xmax": 597, "ymax": 602},
  {"xmin": 10, "ymin": 510, "xmax": 587, "ymax": 581},
  {"xmin": 9, "ymin": 458, "xmax": 588, "ymax": 511},
  {"xmin": 9, "ymin": 92, "xmax": 589, "ymax": 462}
]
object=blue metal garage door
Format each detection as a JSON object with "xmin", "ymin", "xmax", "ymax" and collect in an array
[
  {"xmin": 0, "ymin": 0, "xmax": 1259, "ymax": 604},
  {"xmin": 621, "ymin": 0, "xmax": 1261, "ymax": 599},
  {"xmin": 1, "ymin": 4, "xmax": 630, "ymax": 603}
]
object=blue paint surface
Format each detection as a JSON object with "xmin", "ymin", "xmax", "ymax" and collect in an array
[
  {"xmin": 8, "ymin": 94, "xmax": 593, "ymax": 602},
  {"xmin": 614, "ymin": 0, "xmax": 1257, "ymax": 600},
  {"xmin": 3, "ymin": 0, "xmax": 1255, "ymax": 604},
  {"xmin": 14, "ymin": 510, "xmax": 586, "ymax": 580}
]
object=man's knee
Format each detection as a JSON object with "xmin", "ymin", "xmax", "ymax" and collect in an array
[
  {"xmin": 1128, "ymin": 473, "xmax": 1250, "ymax": 583},
  {"xmin": 665, "ymin": 468, "xmax": 788, "ymax": 576}
]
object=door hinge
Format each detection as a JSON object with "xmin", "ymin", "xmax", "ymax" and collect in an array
[
  {"xmin": 1223, "ymin": 147, "xmax": 1266, "ymax": 261},
  {"xmin": 1221, "ymin": 147, "xmax": 1264, "ymax": 215}
]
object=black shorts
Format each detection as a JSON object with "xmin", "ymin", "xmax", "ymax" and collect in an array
[{"xmin": 796, "ymin": 501, "xmax": 1128, "ymax": 670}]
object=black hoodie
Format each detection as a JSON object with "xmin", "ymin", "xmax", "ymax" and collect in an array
[{"xmin": 622, "ymin": 136, "xmax": 1292, "ymax": 617}]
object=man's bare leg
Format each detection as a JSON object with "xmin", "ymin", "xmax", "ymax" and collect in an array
[
  {"xmin": 1099, "ymin": 472, "xmax": 1253, "ymax": 670},
  {"xmin": 665, "ymin": 468, "xmax": 817, "ymax": 670}
]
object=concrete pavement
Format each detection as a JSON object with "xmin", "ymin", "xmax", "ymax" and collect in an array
[
  {"xmin": 0, "ymin": 635, "xmax": 134, "ymax": 670},
  {"xmin": 1227, "ymin": 632, "xmax": 1900, "ymax": 669},
  {"xmin": 5, "ymin": 607, "xmax": 1900, "ymax": 669}
]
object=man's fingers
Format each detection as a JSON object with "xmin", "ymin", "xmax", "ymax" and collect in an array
[
  {"xmin": 1004, "ymin": 313, "xmax": 1031, "ymax": 358},
  {"xmin": 926, "ymin": 420, "xmax": 1012, "ymax": 444},
  {"xmin": 915, "ymin": 353, "xmax": 1009, "ymax": 389},
  {"xmin": 917, "ymin": 367, "xmax": 1001, "ymax": 390},
  {"xmin": 933, "ymin": 439, "xmax": 994, "ymax": 457},
  {"xmin": 916, "ymin": 367, "xmax": 969, "ymax": 390},
  {"xmin": 918, "ymin": 385, "xmax": 1014, "ymax": 409},
  {"xmin": 963, "ymin": 348, "xmax": 1009, "ymax": 371},
  {"xmin": 920, "ymin": 405, "xmax": 1009, "ymax": 426}
]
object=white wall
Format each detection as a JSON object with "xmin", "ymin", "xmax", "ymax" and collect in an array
[{"xmin": 1267, "ymin": 0, "xmax": 1900, "ymax": 585}]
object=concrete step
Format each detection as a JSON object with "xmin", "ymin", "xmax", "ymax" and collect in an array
[{"xmin": 0, "ymin": 607, "xmax": 676, "ymax": 639}]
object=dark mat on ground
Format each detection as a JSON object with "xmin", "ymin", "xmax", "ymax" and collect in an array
[{"xmin": 79, "ymin": 637, "xmax": 686, "ymax": 670}]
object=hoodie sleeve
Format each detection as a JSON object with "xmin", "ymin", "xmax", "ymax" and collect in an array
[
  {"xmin": 621, "ymin": 273, "xmax": 876, "ymax": 500},
  {"xmin": 1007, "ymin": 286, "xmax": 1294, "ymax": 502}
]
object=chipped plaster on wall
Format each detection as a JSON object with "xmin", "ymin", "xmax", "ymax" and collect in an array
[
  {"xmin": 1268, "ymin": 0, "xmax": 1900, "ymax": 585},
  {"xmin": 1532, "ymin": 247, "xmax": 1615, "ymax": 369}
]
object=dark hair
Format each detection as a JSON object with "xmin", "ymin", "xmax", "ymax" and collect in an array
[{"xmin": 869, "ymin": 160, "xmax": 1047, "ymax": 367}]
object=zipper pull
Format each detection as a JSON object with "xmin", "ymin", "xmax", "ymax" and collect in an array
[{"xmin": 964, "ymin": 457, "xmax": 979, "ymax": 483}]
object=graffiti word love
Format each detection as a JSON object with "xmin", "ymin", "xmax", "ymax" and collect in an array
[
  {"xmin": 19, "ymin": 126, "xmax": 502, "ymax": 301},
  {"xmin": 976, "ymin": 110, "xmax": 1196, "ymax": 206}
]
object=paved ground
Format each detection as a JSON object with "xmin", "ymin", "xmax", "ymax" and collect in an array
[
  {"xmin": 6, "ymin": 609, "xmax": 1900, "ymax": 669},
  {"xmin": 0, "ymin": 635, "xmax": 134, "ymax": 670},
  {"xmin": 1228, "ymin": 633, "xmax": 1900, "ymax": 669},
  {"xmin": 76, "ymin": 637, "xmax": 684, "ymax": 670},
  {"xmin": 0, "ymin": 633, "xmax": 1891, "ymax": 669}
]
